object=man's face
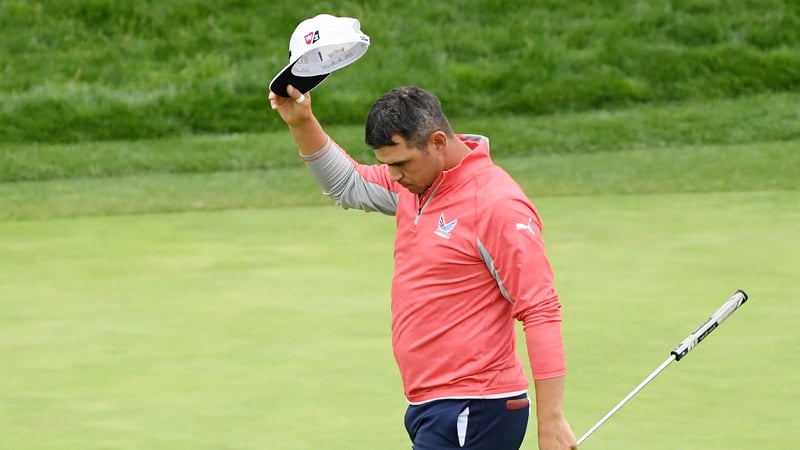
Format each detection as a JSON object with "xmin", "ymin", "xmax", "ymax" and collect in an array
[{"xmin": 374, "ymin": 134, "xmax": 445, "ymax": 195}]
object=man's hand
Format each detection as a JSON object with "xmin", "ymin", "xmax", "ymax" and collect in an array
[
  {"xmin": 537, "ymin": 416, "xmax": 578, "ymax": 450},
  {"xmin": 268, "ymin": 84, "xmax": 327, "ymax": 155},
  {"xmin": 269, "ymin": 84, "xmax": 313, "ymax": 128}
]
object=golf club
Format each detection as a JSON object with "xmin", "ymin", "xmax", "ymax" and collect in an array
[{"xmin": 577, "ymin": 289, "xmax": 749, "ymax": 446}]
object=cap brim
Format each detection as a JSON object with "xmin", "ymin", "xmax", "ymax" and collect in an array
[{"xmin": 269, "ymin": 61, "xmax": 330, "ymax": 98}]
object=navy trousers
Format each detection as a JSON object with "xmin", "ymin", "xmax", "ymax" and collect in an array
[{"xmin": 404, "ymin": 393, "xmax": 530, "ymax": 450}]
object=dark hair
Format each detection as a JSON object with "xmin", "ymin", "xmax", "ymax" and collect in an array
[{"xmin": 365, "ymin": 86, "xmax": 455, "ymax": 149}]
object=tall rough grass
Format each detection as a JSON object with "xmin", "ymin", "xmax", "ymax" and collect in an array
[{"xmin": 2, "ymin": 0, "xmax": 799, "ymax": 143}]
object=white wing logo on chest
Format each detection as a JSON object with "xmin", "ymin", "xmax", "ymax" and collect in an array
[
  {"xmin": 515, "ymin": 217, "xmax": 536, "ymax": 236},
  {"xmin": 434, "ymin": 214, "xmax": 458, "ymax": 239}
]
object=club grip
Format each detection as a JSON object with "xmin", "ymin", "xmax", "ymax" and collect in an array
[{"xmin": 670, "ymin": 290, "xmax": 749, "ymax": 361}]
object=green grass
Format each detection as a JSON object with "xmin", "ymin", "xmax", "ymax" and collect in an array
[
  {"xmin": 2, "ymin": 91, "xmax": 798, "ymax": 220},
  {"xmin": 2, "ymin": 92, "xmax": 799, "ymax": 183},
  {"xmin": 2, "ymin": 0, "xmax": 799, "ymax": 143},
  {"xmin": 0, "ymin": 207, "xmax": 398, "ymax": 450},
  {"xmin": 1, "ymin": 140, "xmax": 798, "ymax": 221},
  {"xmin": 547, "ymin": 191, "xmax": 800, "ymax": 449},
  {"xmin": 1, "ymin": 192, "xmax": 798, "ymax": 449}
]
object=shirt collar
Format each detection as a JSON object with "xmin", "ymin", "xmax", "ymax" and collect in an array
[{"xmin": 436, "ymin": 134, "xmax": 493, "ymax": 188}]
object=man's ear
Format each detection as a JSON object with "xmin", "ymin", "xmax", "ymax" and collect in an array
[{"xmin": 429, "ymin": 131, "xmax": 448, "ymax": 152}]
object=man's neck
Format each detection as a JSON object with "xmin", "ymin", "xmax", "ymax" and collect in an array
[{"xmin": 443, "ymin": 137, "xmax": 472, "ymax": 170}]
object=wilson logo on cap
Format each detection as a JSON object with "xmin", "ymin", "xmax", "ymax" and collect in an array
[{"xmin": 304, "ymin": 31, "xmax": 320, "ymax": 45}]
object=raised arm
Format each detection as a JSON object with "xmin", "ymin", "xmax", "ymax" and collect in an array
[{"xmin": 269, "ymin": 85, "xmax": 400, "ymax": 215}]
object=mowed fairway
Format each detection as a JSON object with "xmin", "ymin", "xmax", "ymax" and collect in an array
[{"xmin": 1, "ymin": 190, "xmax": 797, "ymax": 449}]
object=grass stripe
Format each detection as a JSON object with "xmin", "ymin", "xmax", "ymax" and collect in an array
[
  {"xmin": 2, "ymin": 92, "xmax": 799, "ymax": 182},
  {"xmin": 1, "ymin": 141, "xmax": 797, "ymax": 221}
]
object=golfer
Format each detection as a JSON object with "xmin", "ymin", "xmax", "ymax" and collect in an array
[{"xmin": 269, "ymin": 85, "xmax": 578, "ymax": 450}]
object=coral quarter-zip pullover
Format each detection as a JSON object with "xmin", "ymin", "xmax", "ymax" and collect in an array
[{"xmin": 301, "ymin": 134, "xmax": 566, "ymax": 404}]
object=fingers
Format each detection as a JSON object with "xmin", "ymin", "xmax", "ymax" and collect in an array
[
  {"xmin": 287, "ymin": 85, "xmax": 307, "ymax": 104},
  {"xmin": 268, "ymin": 85, "xmax": 309, "ymax": 112},
  {"xmin": 268, "ymin": 91, "xmax": 280, "ymax": 110}
]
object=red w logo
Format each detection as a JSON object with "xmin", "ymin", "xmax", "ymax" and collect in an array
[{"xmin": 304, "ymin": 31, "xmax": 320, "ymax": 45}]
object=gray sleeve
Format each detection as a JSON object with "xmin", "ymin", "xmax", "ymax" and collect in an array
[{"xmin": 301, "ymin": 138, "xmax": 399, "ymax": 215}]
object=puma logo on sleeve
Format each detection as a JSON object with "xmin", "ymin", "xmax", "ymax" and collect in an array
[{"xmin": 515, "ymin": 217, "xmax": 535, "ymax": 236}]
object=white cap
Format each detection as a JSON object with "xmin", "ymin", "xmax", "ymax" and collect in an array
[{"xmin": 269, "ymin": 14, "xmax": 370, "ymax": 97}]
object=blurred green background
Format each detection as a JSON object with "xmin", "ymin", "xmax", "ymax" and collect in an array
[{"xmin": 1, "ymin": 1, "xmax": 798, "ymax": 449}]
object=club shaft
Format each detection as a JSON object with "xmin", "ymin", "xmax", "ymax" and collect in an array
[
  {"xmin": 577, "ymin": 355, "xmax": 675, "ymax": 446},
  {"xmin": 576, "ymin": 290, "xmax": 748, "ymax": 446}
]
